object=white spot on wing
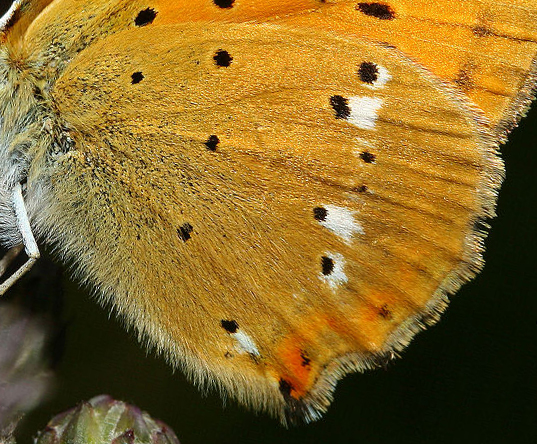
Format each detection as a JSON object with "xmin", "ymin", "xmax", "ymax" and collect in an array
[
  {"xmin": 320, "ymin": 205, "xmax": 364, "ymax": 242},
  {"xmin": 365, "ymin": 65, "xmax": 391, "ymax": 90},
  {"xmin": 348, "ymin": 96, "xmax": 383, "ymax": 130},
  {"xmin": 232, "ymin": 331, "xmax": 260, "ymax": 356},
  {"xmin": 320, "ymin": 252, "xmax": 348, "ymax": 289}
]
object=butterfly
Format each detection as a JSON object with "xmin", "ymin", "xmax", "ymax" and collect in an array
[{"xmin": 0, "ymin": 0, "xmax": 535, "ymax": 424}]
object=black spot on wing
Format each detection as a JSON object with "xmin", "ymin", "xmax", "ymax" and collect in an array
[
  {"xmin": 279, "ymin": 378, "xmax": 293, "ymax": 397},
  {"xmin": 221, "ymin": 320, "xmax": 239, "ymax": 333},
  {"xmin": 205, "ymin": 135, "xmax": 220, "ymax": 151},
  {"xmin": 177, "ymin": 223, "xmax": 194, "ymax": 241},
  {"xmin": 356, "ymin": 2, "xmax": 396, "ymax": 20},
  {"xmin": 379, "ymin": 304, "xmax": 393, "ymax": 319},
  {"xmin": 214, "ymin": 0, "xmax": 235, "ymax": 8},
  {"xmin": 214, "ymin": 49, "xmax": 233, "ymax": 67},
  {"xmin": 330, "ymin": 95, "xmax": 350, "ymax": 120},
  {"xmin": 131, "ymin": 72, "xmax": 144, "ymax": 84},
  {"xmin": 313, "ymin": 207, "xmax": 327, "ymax": 222},
  {"xmin": 360, "ymin": 151, "xmax": 376, "ymax": 163},
  {"xmin": 300, "ymin": 351, "xmax": 311, "ymax": 367},
  {"xmin": 358, "ymin": 61, "xmax": 379, "ymax": 84},
  {"xmin": 353, "ymin": 185, "xmax": 368, "ymax": 193},
  {"xmin": 321, "ymin": 256, "xmax": 334, "ymax": 275},
  {"xmin": 135, "ymin": 8, "xmax": 157, "ymax": 26},
  {"xmin": 454, "ymin": 63, "xmax": 476, "ymax": 93}
]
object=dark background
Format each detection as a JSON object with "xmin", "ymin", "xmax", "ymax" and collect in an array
[{"xmin": 0, "ymin": 1, "xmax": 536, "ymax": 443}]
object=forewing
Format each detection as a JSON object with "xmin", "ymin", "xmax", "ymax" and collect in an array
[
  {"xmin": 152, "ymin": 0, "xmax": 537, "ymax": 138},
  {"xmin": 20, "ymin": 0, "xmax": 537, "ymax": 138}
]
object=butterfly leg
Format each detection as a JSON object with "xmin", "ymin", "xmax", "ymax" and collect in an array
[{"xmin": 0, "ymin": 183, "xmax": 40, "ymax": 295}]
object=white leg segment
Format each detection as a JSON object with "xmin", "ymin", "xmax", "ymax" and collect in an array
[{"xmin": 0, "ymin": 183, "xmax": 40, "ymax": 295}]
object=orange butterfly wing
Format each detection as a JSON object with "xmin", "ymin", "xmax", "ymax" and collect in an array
[
  {"xmin": 147, "ymin": 0, "xmax": 537, "ymax": 139},
  {"xmin": 1, "ymin": 0, "xmax": 534, "ymax": 422}
]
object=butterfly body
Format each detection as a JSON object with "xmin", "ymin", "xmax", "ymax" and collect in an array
[{"xmin": 0, "ymin": 0, "xmax": 535, "ymax": 423}]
